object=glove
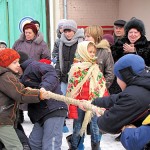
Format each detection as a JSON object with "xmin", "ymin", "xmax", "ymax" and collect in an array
[{"xmin": 39, "ymin": 88, "xmax": 50, "ymax": 100}]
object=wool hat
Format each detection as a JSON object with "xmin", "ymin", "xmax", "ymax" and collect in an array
[
  {"xmin": 102, "ymin": 34, "xmax": 114, "ymax": 46},
  {"xmin": 114, "ymin": 54, "xmax": 145, "ymax": 81},
  {"xmin": 18, "ymin": 51, "xmax": 29, "ymax": 64},
  {"xmin": 63, "ymin": 19, "xmax": 77, "ymax": 32},
  {"xmin": 124, "ymin": 18, "xmax": 145, "ymax": 36},
  {"xmin": 0, "ymin": 48, "xmax": 20, "ymax": 67},
  {"xmin": 57, "ymin": 19, "xmax": 67, "ymax": 29},
  {"xmin": 31, "ymin": 20, "xmax": 40, "ymax": 27},
  {"xmin": 114, "ymin": 20, "xmax": 126, "ymax": 27},
  {"xmin": 23, "ymin": 23, "xmax": 38, "ymax": 35}
]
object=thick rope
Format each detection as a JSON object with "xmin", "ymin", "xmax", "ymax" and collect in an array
[
  {"xmin": 47, "ymin": 91, "xmax": 104, "ymax": 115},
  {"xmin": 46, "ymin": 91, "xmax": 104, "ymax": 136}
]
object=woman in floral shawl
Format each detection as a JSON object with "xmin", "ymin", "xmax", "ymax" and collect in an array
[{"xmin": 66, "ymin": 41, "xmax": 109, "ymax": 150}]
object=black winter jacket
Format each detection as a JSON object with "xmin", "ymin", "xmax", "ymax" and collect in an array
[
  {"xmin": 55, "ymin": 42, "xmax": 78, "ymax": 83},
  {"xmin": 92, "ymin": 70, "xmax": 150, "ymax": 134},
  {"xmin": 21, "ymin": 59, "xmax": 68, "ymax": 124}
]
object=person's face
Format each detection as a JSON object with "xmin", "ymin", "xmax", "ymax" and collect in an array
[
  {"xmin": 114, "ymin": 26, "xmax": 125, "ymax": 37},
  {"xmin": 7, "ymin": 58, "xmax": 20, "ymax": 73},
  {"xmin": 117, "ymin": 77, "xmax": 126, "ymax": 91},
  {"xmin": 59, "ymin": 26, "xmax": 63, "ymax": 34},
  {"xmin": 0, "ymin": 44, "xmax": 6, "ymax": 50},
  {"xmin": 84, "ymin": 33, "xmax": 95, "ymax": 43},
  {"xmin": 128, "ymin": 28, "xmax": 141, "ymax": 44},
  {"xmin": 25, "ymin": 29, "xmax": 35, "ymax": 40},
  {"xmin": 87, "ymin": 45, "xmax": 96, "ymax": 58},
  {"xmin": 64, "ymin": 30, "xmax": 75, "ymax": 40},
  {"xmin": 35, "ymin": 24, "xmax": 40, "ymax": 31}
]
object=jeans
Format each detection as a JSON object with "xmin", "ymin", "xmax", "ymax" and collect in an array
[
  {"xmin": 60, "ymin": 82, "xmax": 68, "ymax": 95},
  {"xmin": 29, "ymin": 117, "xmax": 65, "ymax": 150},
  {"xmin": 71, "ymin": 108, "xmax": 102, "ymax": 149}
]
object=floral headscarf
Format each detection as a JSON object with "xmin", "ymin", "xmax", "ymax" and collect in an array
[{"xmin": 66, "ymin": 41, "xmax": 108, "ymax": 100}]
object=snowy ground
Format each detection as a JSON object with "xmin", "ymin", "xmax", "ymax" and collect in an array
[{"xmin": 22, "ymin": 111, "xmax": 125, "ymax": 150}]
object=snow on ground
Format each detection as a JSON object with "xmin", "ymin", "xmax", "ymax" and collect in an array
[{"xmin": 22, "ymin": 111, "xmax": 125, "ymax": 150}]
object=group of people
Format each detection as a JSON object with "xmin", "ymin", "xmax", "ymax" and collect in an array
[{"xmin": 0, "ymin": 16, "xmax": 150, "ymax": 150}]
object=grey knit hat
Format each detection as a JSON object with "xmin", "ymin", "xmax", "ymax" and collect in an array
[
  {"xmin": 124, "ymin": 18, "xmax": 146, "ymax": 36},
  {"xmin": 57, "ymin": 19, "xmax": 67, "ymax": 29},
  {"xmin": 63, "ymin": 19, "xmax": 77, "ymax": 32}
]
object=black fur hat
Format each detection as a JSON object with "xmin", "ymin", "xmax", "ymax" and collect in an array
[{"xmin": 124, "ymin": 18, "xmax": 145, "ymax": 36}]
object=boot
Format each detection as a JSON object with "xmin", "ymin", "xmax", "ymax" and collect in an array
[{"xmin": 91, "ymin": 142, "xmax": 101, "ymax": 150}]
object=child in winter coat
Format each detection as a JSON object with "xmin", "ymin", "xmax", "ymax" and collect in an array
[
  {"xmin": 66, "ymin": 41, "xmax": 109, "ymax": 150},
  {"xmin": 0, "ymin": 48, "xmax": 49, "ymax": 150},
  {"xmin": 91, "ymin": 54, "xmax": 150, "ymax": 150},
  {"xmin": 19, "ymin": 52, "xmax": 68, "ymax": 150}
]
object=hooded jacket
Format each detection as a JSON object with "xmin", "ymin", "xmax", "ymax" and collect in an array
[
  {"xmin": 12, "ymin": 32, "xmax": 50, "ymax": 61},
  {"xmin": 92, "ymin": 69, "xmax": 150, "ymax": 134},
  {"xmin": 0, "ymin": 67, "xmax": 40, "ymax": 126},
  {"xmin": 20, "ymin": 59, "xmax": 68, "ymax": 124}
]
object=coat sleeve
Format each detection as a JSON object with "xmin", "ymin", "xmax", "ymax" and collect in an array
[
  {"xmin": 0, "ymin": 73, "xmax": 40, "ymax": 104},
  {"xmin": 93, "ymin": 93, "xmax": 142, "ymax": 134},
  {"xmin": 103, "ymin": 51, "xmax": 114, "ymax": 88},
  {"xmin": 40, "ymin": 42, "xmax": 51, "ymax": 60},
  {"xmin": 92, "ymin": 94, "xmax": 118, "ymax": 108},
  {"xmin": 120, "ymin": 125, "xmax": 150, "ymax": 150}
]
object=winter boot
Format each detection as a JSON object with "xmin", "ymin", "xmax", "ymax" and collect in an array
[{"xmin": 91, "ymin": 142, "xmax": 101, "ymax": 150}]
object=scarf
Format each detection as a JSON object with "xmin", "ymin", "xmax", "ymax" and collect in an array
[
  {"xmin": 66, "ymin": 41, "xmax": 108, "ymax": 136},
  {"xmin": 59, "ymin": 28, "xmax": 84, "ymax": 72}
]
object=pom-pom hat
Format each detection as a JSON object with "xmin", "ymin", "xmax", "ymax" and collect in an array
[{"xmin": 0, "ymin": 48, "xmax": 20, "ymax": 67}]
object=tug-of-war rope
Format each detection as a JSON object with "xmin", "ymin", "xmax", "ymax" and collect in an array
[{"xmin": 46, "ymin": 91, "xmax": 105, "ymax": 136}]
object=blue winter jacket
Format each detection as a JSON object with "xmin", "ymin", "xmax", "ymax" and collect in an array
[
  {"xmin": 121, "ymin": 125, "xmax": 150, "ymax": 150},
  {"xmin": 20, "ymin": 59, "xmax": 68, "ymax": 123}
]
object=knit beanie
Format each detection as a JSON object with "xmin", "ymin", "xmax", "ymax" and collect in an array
[
  {"xmin": 0, "ymin": 48, "xmax": 20, "ymax": 67},
  {"xmin": 63, "ymin": 19, "xmax": 77, "ymax": 32},
  {"xmin": 18, "ymin": 51, "xmax": 29, "ymax": 64},
  {"xmin": 124, "ymin": 18, "xmax": 145, "ymax": 36},
  {"xmin": 102, "ymin": 34, "xmax": 114, "ymax": 46},
  {"xmin": 57, "ymin": 19, "xmax": 67, "ymax": 29},
  {"xmin": 23, "ymin": 23, "xmax": 38, "ymax": 35},
  {"xmin": 114, "ymin": 54, "xmax": 145, "ymax": 81}
]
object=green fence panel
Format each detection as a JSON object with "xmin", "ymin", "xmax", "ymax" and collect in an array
[{"xmin": 0, "ymin": 0, "xmax": 47, "ymax": 47}]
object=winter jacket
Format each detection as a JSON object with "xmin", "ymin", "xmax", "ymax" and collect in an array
[
  {"xmin": 55, "ymin": 28, "xmax": 84, "ymax": 82},
  {"xmin": 68, "ymin": 80, "xmax": 90, "ymax": 119},
  {"xmin": 111, "ymin": 36, "xmax": 150, "ymax": 66},
  {"xmin": 0, "ymin": 67, "xmax": 40, "ymax": 126},
  {"xmin": 121, "ymin": 125, "xmax": 150, "ymax": 150},
  {"xmin": 20, "ymin": 59, "xmax": 68, "ymax": 124},
  {"xmin": 12, "ymin": 32, "xmax": 51, "ymax": 61},
  {"xmin": 52, "ymin": 29, "xmax": 61, "ymax": 59},
  {"xmin": 96, "ymin": 39, "xmax": 114, "ymax": 88},
  {"xmin": 92, "ymin": 70, "xmax": 150, "ymax": 134}
]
